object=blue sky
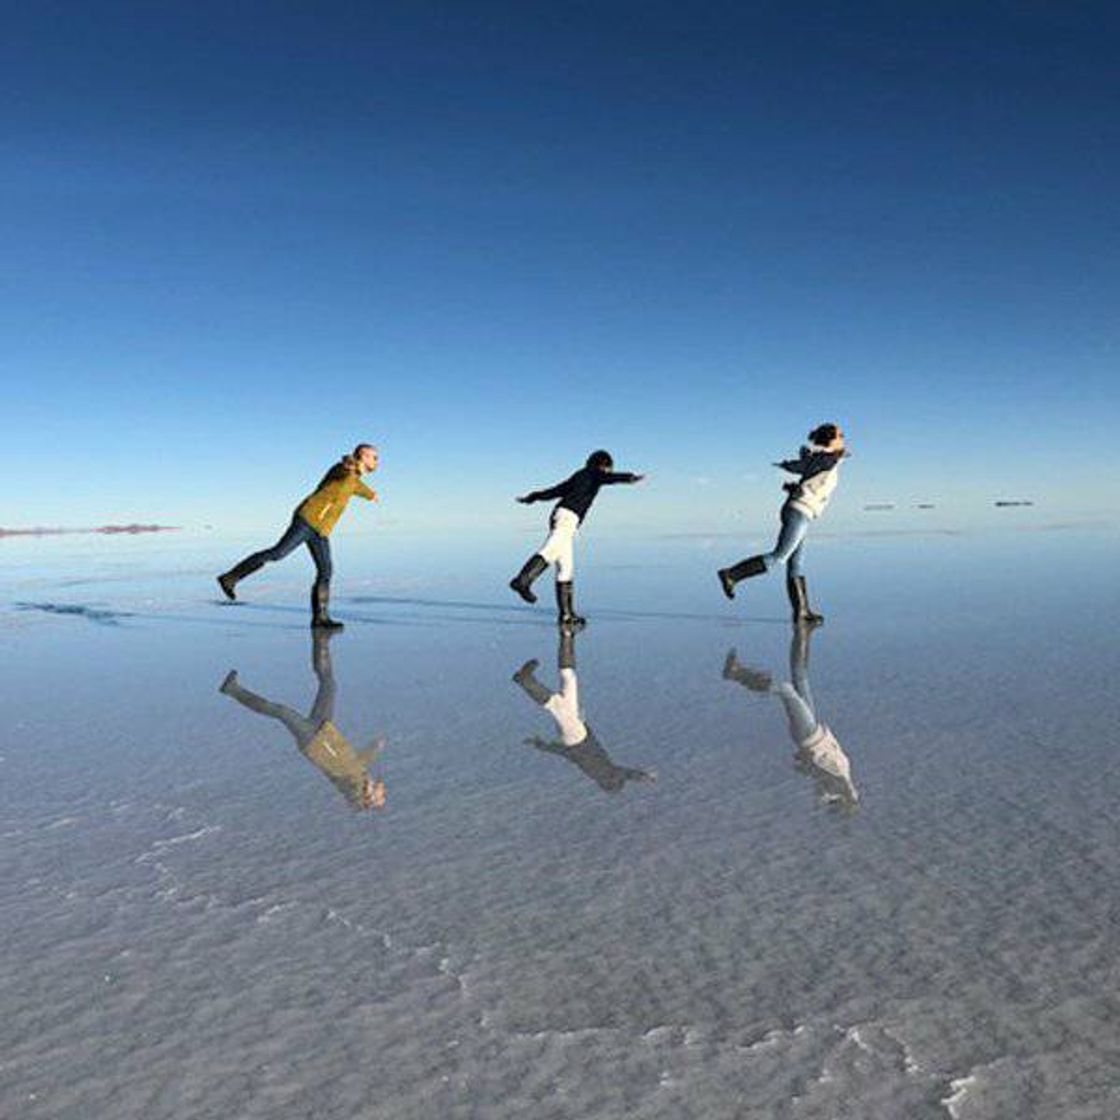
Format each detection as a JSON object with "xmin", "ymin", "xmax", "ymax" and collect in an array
[{"xmin": 2, "ymin": 2, "xmax": 1117, "ymax": 534}]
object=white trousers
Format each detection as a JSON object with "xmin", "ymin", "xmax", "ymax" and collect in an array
[
  {"xmin": 537, "ymin": 507, "xmax": 579, "ymax": 582},
  {"xmin": 544, "ymin": 668, "xmax": 588, "ymax": 746}
]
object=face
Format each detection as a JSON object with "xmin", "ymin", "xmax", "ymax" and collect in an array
[
  {"xmin": 357, "ymin": 776, "xmax": 386, "ymax": 810},
  {"xmin": 358, "ymin": 446, "xmax": 379, "ymax": 473}
]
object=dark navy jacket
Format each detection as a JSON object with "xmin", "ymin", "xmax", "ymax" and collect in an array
[{"xmin": 523, "ymin": 466, "xmax": 640, "ymax": 523}]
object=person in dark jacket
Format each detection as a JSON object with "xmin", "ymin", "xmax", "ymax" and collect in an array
[
  {"xmin": 717, "ymin": 424, "xmax": 847, "ymax": 624},
  {"xmin": 217, "ymin": 444, "xmax": 379, "ymax": 630},
  {"xmin": 512, "ymin": 629, "xmax": 656, "ymax": 793},
  {"xmin": 509, "ymin": 450, "xmax": 644, "ymax": 628}
]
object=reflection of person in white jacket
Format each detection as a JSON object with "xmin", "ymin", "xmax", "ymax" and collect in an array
[
  {"xmin": 512, "ymin": 631, "xmax": 656, "ymax": 794},
  {"xmin": 723, "ymin": 625, "xmax": 858, "ymax": 811},
  {"xmin": 717, "ymin": 423, "xmax": 847, "ymax": 624}
]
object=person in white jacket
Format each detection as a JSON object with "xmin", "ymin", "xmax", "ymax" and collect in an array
[
  {"xmin": 722, "ymin": 626, "xmax": 858, "ymax": 811},
  {"xmin": 717, "ymin": 423, "xmax": 847, "ymax": 624}
]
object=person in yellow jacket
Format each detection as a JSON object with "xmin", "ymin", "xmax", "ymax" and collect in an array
[
  {"xmin": 217, "ymin": 444, "xmax": 378, "ymax": 630},
  {"xmin": 219, "ymin": 631, "xmax": 387, "ymax": 812}
]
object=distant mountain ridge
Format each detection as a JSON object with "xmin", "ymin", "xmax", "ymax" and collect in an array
[{"xmin": 0, "ymin": 524, "xmax": 180, "ymax": 538}]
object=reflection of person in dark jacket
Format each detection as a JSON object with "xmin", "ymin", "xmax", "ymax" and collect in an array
[
  {"xmin": 512, "ymin": 630, "xmax": 656, "ymax": 794},
  {"xmin": 723, "ymin": 625, "xmax": 858, "ymax": 811},
  {"xmin": 717, "ymin": 423, "xmax": 847, "ymax": 624},
  {"xmin": 508, "ymin": 449, "xmax": 644, "ymax": 629},
  {"xmin": 219, "ymin": 631, "xmax": 386, "ymax": 811}
]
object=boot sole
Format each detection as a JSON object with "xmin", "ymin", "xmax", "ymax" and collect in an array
[
  {"xmin": 509, "ymin": 580, "xmax": 537, "ymax": 604},
  {"xmin": 717, "ymin": 571, "xmax": 736, "ymax": 600},
  {"xmin": 217, "ymin": 576, "xmax": 237, "ymax": 602}
]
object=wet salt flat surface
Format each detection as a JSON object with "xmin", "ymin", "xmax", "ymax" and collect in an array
[{"xmin": 2, "ymin": 530, "xmax": 1120, "ymax": 1119}]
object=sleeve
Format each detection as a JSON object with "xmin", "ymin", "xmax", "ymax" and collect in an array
[
  {"xmin": 777, "ymin": 447, "xmax": 811, "ymax": 475},
  {"xmin": 524, "ymin": 473, "xmax": 577, "ymax": 502},
  {"xmin": 354, "ymin": 480, "xmax": 376, "ymax": 500},
  {"xmin": 601, "ymin": 471, "xmax": 640, "ymax": 485},
  {"xmin": 799, "ymin": 451, "xmax": 841, "ymax": 480}
]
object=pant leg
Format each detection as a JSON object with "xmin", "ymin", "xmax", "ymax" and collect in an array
[
  {"xmin": 222, "ymin": 679, "xmax": 318, "ymax": 749},
  {"xmin": 762, "ymin": 506, "xmax": 810, "ymax": 572},
  {"xmin": 305, "ymin": 530, "xmax": 333, "ymax": 588},
  {"xmin": 776, "ymin": 684, "xmax": 818, "ymax": 742},
  {"xmin": 309, "ymin": 650, "xmax": 338, "ymax": 726},
  {"xmin": 538, "ymin": 509, "xmax": 578, "ymax": 582},
  {"xmin": 786, "ymin": 538, "xmax": 805, "ymax": 578},
  {"xmin": 227, "ymin": 516, "xmax": 312, "ymax": 579},
  {"xmin": 789, "ymin": 628, "xmax": 816, "ymax": 713}
]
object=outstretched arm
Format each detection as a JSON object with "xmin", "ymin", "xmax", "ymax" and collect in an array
[
  {"xmin": 517, "ymin": 473, "xmax": 576, "ymax": 504},
  {"xmin": 601, "ymin": 471, "xmax": 644, "ymax": 485},
  {"xmin": 357, "ymin": 735, "xmax": 387, "ymax": 766},
  {"xmin": 774, "ymin": 448, "xmax": 811, "ymax": 475}
]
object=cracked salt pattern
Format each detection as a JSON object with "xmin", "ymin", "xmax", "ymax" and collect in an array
[{"xmin": 2, "ymin": 529, "xmax": 1119, "ymax": 1118}]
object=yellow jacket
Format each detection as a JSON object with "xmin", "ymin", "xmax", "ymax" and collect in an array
[
  {"xmin": 295, "ymin": 462, "xmax": 376, "ymax": 536},
  {"xmin": 304, "ymin": 721, "xmax": 381, "ymax": 806}
]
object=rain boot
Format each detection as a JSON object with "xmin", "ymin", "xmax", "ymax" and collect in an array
[
  {"xmin": 311, "ymin": 580, "xmax": 344, "ymax": 631},
  {"xmin": 512, "ymin": 659, "xmax": 552, "ymax": 705},
  {"xmin": 556, "ymin": 581, "xmax": 586, "ymax": 630},
  {"xmin": 717, "ymin": 555, "xmax": 767, "ymax": 600},
  {"xmin": 509, "ymin": 554, "xmax": 548, "ymax": 604},
  {"xmin": 787, "ymin": 574, "xmax": 824, "ymax": 626},
  {"xmin": 217, "ymin": 554, "xmax": 265, "ymax": 601}
]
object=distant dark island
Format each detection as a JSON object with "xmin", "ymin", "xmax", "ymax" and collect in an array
[
  {"xmin": 994, "ymin": 501, "xmax": 1035, "ymax": 508},
  {"xmin": 863, "ymin": 503, "xmax": 896, "ymax": 511},
  {"xmin": 0, "ymin": 524, "xmax": 180, "ymax": 538},
  {"xmin": 916, "ymin": 504, "xmax": 936, "ymax": 509}
]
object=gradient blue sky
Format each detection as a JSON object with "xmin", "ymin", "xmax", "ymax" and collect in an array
[{"xmin": 3, "ymin": 2, "xmax": 1117, "ymax": 534}]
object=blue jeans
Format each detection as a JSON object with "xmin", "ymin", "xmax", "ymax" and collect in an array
[
  {"xmin": 761, "ymin": 504, "xmax": 810, "ymax": 578},
  {"xmin": 231, "ymin": 515, "xmax": 332, "ymax": 586}
]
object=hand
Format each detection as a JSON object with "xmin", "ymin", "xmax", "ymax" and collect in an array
[
  {"xmin": 516, "ymin": 494, "xmax": 533, "ymax": 504},
  {"xmin": 630, "ymin": 474, "xmax": 646, "ymax": 483},
  {"xmin": 370, "ymin": 490, "xmax": 379, "ymax": 502}
]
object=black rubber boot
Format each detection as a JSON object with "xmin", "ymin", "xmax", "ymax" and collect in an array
[
  {"xmin": 556, "ymin": 581, "xmax": 586, "ymax": 630},
  {"xmin": 717, "ymin": 555, "xmax": 767, "ymax": 600},
  {"xmin": 787, "ymin": 575, "xmax": 824, "ymax": 626},
  {"xmin": 311, "ymin": 581, "xmax": 344, "ymax": 631},
  {"xmin": 721, "ymin": 649, "xmax": 772, "ymax": 692},
  {"xmin": 217, "ymin": 555, "xmax": 265, "ymax": 601},
  {"xmin": 311, "ymin": 628, "xmax": 337, "ymax": 675},
  {"xmin": 512, "ymin": 659, "xmax": 552, "ymax": 705},
  {"xmin": 510, "ymin": 554, "xmax": 549, "ymax": 604},
  {"xmin": 558, "ymin": 627, "xmax": 576, "ymax": 671}
]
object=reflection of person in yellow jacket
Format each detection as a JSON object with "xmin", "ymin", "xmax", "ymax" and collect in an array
[
  {"xmin": 220, "ymin": 631, "xmax": 386, "ymax": 811},
  {"xmin": 723, "ymin": 625, "xmax": 858, "ymax": 811},
  {"xmin": 513, "ymin": 630, "xmax": 656, "ymax": 794},
  {"xmin": 217, "ymin": 444, "xmax": 379, "ymax": 630}
]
